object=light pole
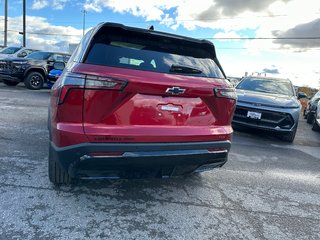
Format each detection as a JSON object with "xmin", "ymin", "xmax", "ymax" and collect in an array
[
  {"xmin": 4, "ymin": 0, "xmax": 8, "ymax": 47},
  {"xmin": 81, "ymin": 9, "xmax": 87, "ymax": 37},
  {"xmin": 22, "ymin": 0, "xmax": 26, "ymax": 47}
]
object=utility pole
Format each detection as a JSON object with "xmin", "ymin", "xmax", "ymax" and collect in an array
[
  {"xmin": 81, "ymin": 9, "xmax": 87, "ymax": 37},
  {"xmin": 23, "ymin": 0, "xmax": 26, "ymax": 47},
  {"xmin": 4, "ymin": 0, "xmax": 8, "ymax": 47}
]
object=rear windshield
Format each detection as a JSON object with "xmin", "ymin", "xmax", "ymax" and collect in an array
[
  {"xmin": 236, "ymin": 78, "xmax": 294, "ymax": 96},
  {"xmin": 84, "ymin": 28, "xmax": 224, "ymax": 78}
]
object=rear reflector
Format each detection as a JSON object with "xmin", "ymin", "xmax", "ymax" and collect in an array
[
  {"xmin": 89, "ymin": 152, "xmax": 124, "ymax": 156},
  {"xmin": 80, "ymin": 152, "xmax": 124, "ymax": 161},
  {"xmin": 207, "ymin": 148, "xmax": 228, "ymax": 154},
  {"xmin": 214, "ymin": 88, "xmax": 237, "ymax": 100}
]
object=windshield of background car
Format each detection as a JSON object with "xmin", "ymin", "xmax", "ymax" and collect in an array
[
  {"xmin": 84, "ymin": 28, "xmax": 224, "ymax": 78},
  {"xmin": 0, "ymin": 47, "xmax": 21, "ymax": 54},
  {"xmin": 26, "ymin": 52, "xmax": 51, "ymax": 60},
  {"xmin": 236, "ymin": 78, "xmax": 294, "ymax": 96},
  {"xmin": 48, "ymin": 54, "xmax": 70, "ymax": 62}
]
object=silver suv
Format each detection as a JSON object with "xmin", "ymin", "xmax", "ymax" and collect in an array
[
  {"xmin": 0, "ymin": 46, "xmax": 38, "ymax": 59},
  {"xmin": 304, "ymin": 90, "xmax": 320, "ymax": 124}
]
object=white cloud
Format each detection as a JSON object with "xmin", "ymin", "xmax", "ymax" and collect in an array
[
  {"xmin": 32, "ymin": 0, "xmax": 49, "ymax": 10},
  {"xmin": 3, "ymin": 0, "xmax": 320, "ymax": 87},
  {"xmin": 0, "ymin": 16, "xmax": 82, "ymax": 52},
  {"xmin": 82, "ymin": 0, "xmax": 320, "ymax": 49},
  {"xmin": 32, "ymin": 0, "xmax": 68, "ymax": 10},
  {"xmin": 213, "ymin": 31, "xmax": 246, "ymax": 42},
  {"xmin": 52, "ymin": 0, "xmax": 68, "ymax": 10},
  {"xmin": 84, "ymin": 0, "xmax": 178, "ymax": 21},
  {"xmin": 160, "ymin": 14, "xmax": 175, "ymax": 28}
]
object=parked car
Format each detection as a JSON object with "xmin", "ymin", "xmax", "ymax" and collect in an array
[
  {"xmin": 233, "ymin": 76, "xmax": 301, "ymax": 142},
  {"xmin": 304, "ymin": 90, "xmax": 320, "ymax": 124},
  {"xmin": 227, "ymin": 76, "xmax": 242, "ymax": 87},
  {"xmin": 47, "ymin": 62, "xmax": 65, "ymax": 88},
  {"xmin": 0, "ymin": 51, "xmax": 70, "ymax": 89},
  {"xmin": 311, "ymin": 99, "xmax": 320, "ymax": 131},
  {"xmin": 0, "ymin": 46, "xmax": 38, "ymax": 59},
  {"xmin": 48, "ymin": 22, "xmax": 237, "ymax": 184}
]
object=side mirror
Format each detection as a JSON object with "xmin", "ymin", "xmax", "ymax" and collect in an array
[
  {"xmin": 53, "ymin": 62, "xmax": 65, "ymax": 71},
  {"xmin": 17, "ymin": 52, "xmax": 27, "ymax": 58}
]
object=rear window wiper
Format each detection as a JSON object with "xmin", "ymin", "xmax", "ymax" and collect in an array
[{"xmin": 169, "ymin": 65, "xmax": 202, "ymax": 74}]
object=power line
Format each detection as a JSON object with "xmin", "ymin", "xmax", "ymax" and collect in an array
[
  {"xmin": 3, "ymin": 29, "xmax": 320, "ymax": 40},
  {"xmin": 0, "ymin": 12, "xmax": 319, "ymax": 25},
  {"xmin": 6, "ymin": 29, "xmax": 81, "ymax": 37},
  {"xmin": 218, "ymin": 47, "xmax": 320, "ymax": 50},
  {"xmin": 207, "ymin": 37, "xmax": 320, "ymax": 40}
]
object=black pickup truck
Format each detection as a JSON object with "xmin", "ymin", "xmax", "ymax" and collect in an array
[{"xmin": 0, "ymin": 51, "xmax": 70, "ymax": 90}]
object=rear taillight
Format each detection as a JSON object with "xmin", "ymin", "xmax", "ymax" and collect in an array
[
  {"xmin": 58, "ymin": 72, "xmax": 85, "ymax": 104},
  {"xmin": 85, "ymin": 75, "xmax": 127, "ymax": 90},
  {"xmin": 214, "ymin": 88, "xmax": 237, "ymax": 100},
  {"xmin": 58, "ymin": 72, "xmax": 127, "ymax": 104}
]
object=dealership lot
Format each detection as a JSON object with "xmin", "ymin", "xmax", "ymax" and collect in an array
[{"xmin": 0, "ymin": 83, "xmax": 320, "ymax": 240}]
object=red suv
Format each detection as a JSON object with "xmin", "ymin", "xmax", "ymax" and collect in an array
[{"xmin": 48, "ymin": 22, "xmax": 236, "ymax": 184}]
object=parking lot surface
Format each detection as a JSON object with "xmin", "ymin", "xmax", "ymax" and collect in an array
[{"xmin": 0, "ymin": 83, "xmax": 320, "ymax": 240}]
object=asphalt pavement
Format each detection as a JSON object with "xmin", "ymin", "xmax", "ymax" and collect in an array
[{"xmin": 0, "ymin": 82, "xmax": 320, "ymax": 240}]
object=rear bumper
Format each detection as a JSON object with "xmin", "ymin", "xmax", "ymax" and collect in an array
[{"xmin": 50, "ymin": 140, "xmax": 231, "ymax": 179}]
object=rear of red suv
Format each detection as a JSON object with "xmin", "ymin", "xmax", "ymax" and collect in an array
[{"xmin": 48, "ymin": 23, "xmax": 236, "ymax": 184}]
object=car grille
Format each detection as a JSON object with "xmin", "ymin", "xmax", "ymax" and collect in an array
[
  {"xmin": 0, "ymin": 61, "xmax": 11, "ymax": 73},
  {"xmin": 233, "ymin": 106, "xmax": 294, "ymax": 129}
]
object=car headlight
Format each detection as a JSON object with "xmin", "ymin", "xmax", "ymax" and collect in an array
[
  {"xmin": 12, "ymin": 61, "xmax": 28, "ymax": 64},
  {"xmin": 12, "ymin": 61, "xmax": 28, "ymax": 69}
]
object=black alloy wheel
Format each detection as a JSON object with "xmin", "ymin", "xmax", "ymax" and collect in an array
[{"xmin": 24, "ymin": 72, "xmax": 44, "ymax": 90}]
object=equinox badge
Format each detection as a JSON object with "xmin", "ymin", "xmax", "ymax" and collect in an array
[{"xmin": 166, "ymin": 86, "xmax": 186, "ymax": 95}]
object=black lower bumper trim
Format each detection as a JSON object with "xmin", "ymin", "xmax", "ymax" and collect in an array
[
  {"xmin": 50, "ymin": 141, "xmax": 231, "ymax": 178},
  {"xmin": 232, "ymin": 120, "xmax": 295, "ymax": 133}
]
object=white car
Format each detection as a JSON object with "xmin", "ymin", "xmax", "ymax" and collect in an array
[{"xmin": 0, "ymin": 46, "xmax": 38, "ymax": 59}]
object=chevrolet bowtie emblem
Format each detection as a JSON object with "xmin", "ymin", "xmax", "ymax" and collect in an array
[{"xmin": 166, "ymin": 86, "xmax": 186, "ymax": 95}]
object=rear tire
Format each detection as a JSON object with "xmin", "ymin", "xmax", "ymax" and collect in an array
[
  {"xmin": 312, "ymin": 117, "xmax": 320, "ymax": 131},
  {"xmin": 3, "ymin": 80, "xmax": 19, "ymax": 86},
  {"xmin": 48, "ymin": 144, "xmax": 71, "ymax": 184},
  {"xmin": 24, "ymin": 72, "xmax": 44, "ymax": 90},
  {"xmin": 306, "ymin": 113, "xmax": 314, "ymax": 124},
  {"xmin": 303, "ymin": 109, "xmax": 307, "ymax": 119}
]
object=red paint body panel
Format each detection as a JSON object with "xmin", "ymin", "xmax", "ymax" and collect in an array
[
  {"xmin": 69, "ymin": 64, "xmax": 235, "ymax": 143},
  {"xmin": 50, "ymin": 64, "xmax": 236, "ymax": 147}
]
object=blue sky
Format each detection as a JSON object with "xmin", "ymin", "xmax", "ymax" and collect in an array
[{"xmin": 0, "ymin": 0, "xmax": 319, "ymax": 88}]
